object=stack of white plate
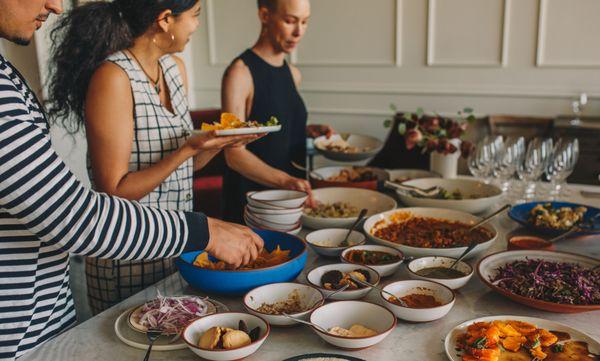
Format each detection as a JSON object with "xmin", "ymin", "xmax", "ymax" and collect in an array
[{"xmin": 244, "ymin": 190, "xmax": 307, "ymax": 235}]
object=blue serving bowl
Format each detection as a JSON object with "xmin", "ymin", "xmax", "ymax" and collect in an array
[
  {"xmin": 509, "ymin": 201, "xmax": 600, "ymax": 236},
  {"xmin": 176, "ymin": 229, "xmax": 308, "ymax": 295}
]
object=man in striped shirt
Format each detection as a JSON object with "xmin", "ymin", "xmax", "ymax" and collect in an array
[{"xmin": 0, "ymin": 1, "xmax": 264, "ymax": 359}]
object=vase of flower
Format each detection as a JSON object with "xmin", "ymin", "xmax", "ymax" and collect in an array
[{"xmin": 384, "ymin": 107, "xmax": 475, "ymax": 179}]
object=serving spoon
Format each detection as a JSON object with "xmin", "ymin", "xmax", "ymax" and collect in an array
[
  {"xmin": 348, "ymin": 275, "xmax": 409, "ymax": 307},
  {"xmin": 340, "ymin": 208, "xmax": 368, "ymax": 247},
  {"xmin": 281, "ymin": 313, "xmax": 329, "ymax": 333},
  {"xmin": 546, "ymin": 213, "xmax": 600, "ymax": 244},
  {"xmin": 384, "ymin": 180, "xmax": 440, "ymax": 198}
]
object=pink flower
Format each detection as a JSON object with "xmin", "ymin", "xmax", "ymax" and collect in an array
[{"xmin": 405, "ymin": 129, "xmax": 423, "ymax": 150}]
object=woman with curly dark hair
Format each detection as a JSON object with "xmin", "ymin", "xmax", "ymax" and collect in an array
[{"xmin": 47, "ymin": 0, "xmax": 259, "ymax": 314}]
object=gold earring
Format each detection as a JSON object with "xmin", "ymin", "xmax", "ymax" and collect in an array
[{"xmin": 152, "ymin": 32, "xmax": 176, "ymax": 51}]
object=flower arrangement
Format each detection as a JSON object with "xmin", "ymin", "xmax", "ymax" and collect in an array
[{"xmin": 384, "ymin": 107, "xmax": 475, "ymax": 158}]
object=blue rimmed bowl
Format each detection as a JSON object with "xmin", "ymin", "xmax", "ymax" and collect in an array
[
  {"xmin": 176, "ymin": 230, "xmax": 308, "ymax": 295},
  {"xmin": 509, "ymin": 201, "xmax": 600, "ymax": 236}
]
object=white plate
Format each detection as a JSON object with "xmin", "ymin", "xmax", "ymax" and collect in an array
[
  {"xmin": 114, "ymin": 299, "xmax": 228, "ymax": 351},
  {"xmin": 192, "ymin": 125, "xmax": 281, "ymax": 136},
  {"xmin": 395, "ymin": 178, "xmax": 503, "ymax": 214},
  {"xmin": 444, "ymin": 315, "xmax": 600, "ymax": 361},
  {"xmin": 302, "ymin": 187, "xmax": 397, "ymax": 230},
  {"xmin": 363, "ymin": 208, "xmax": 497, "ymax": 259}
]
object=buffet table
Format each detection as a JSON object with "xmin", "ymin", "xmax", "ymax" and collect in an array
[{"xmin": 21, "ymin": 185, "xmax": 600, "ymax": 361}]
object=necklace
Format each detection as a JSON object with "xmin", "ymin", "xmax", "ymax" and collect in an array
[{"xmin": 127, "ymin": 49, "xmax": 162, "ymax": 95}]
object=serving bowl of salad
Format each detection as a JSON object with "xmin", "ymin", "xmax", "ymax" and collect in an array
[
  {"xmin": 393, "ymin": 178, "xmax": 502, "ymax": 214},
  {"xmin": 478, "ymin": 250, "xmax": 600, "ymax": 313},
  {"xmin": 509, "ymin": 201, "xmax": 600, "ymax": 236}
]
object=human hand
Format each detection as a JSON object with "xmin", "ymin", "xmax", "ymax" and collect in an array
[
  {"xmin": 279, "ymin": 175, "xmax": 316, "ymax": 207},
  {"xmin": 307, "ymin": 124, "xmax": 335, "ymax": 139},
  {"xmin": 185, "ymin": 131, "xmax": 260, "ymax": 152},
  {"xmin": 204, "ymin": 218, "xmax": 264, "ymax": 268}
]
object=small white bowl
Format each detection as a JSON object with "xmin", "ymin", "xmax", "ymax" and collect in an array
[
  {"xmin": 243, "ymin": 283, "xmax": 324, "ymax": 327},
  {"xmin": 247, "ymin": 190, "xmax": 308, "ymax": 210},
  {"xmin": 244, "ymin": 209, "xmax": 301, "ymax": 230},
  {"xmin": 246, "ymin": 206, "xmax": 302, "ymax": 225},
  {"xmin": 406, "ymin": 256, "xmax": 474, "ymax": 290},
  {"xmin": 305, "ymin": 229, "xmax": 366, "ymax": 258},
  {"xmin": 306, "ymin": 263, "xmax": 380, "ymax": 300},
  {"xmin": 182, "ymin": 312, "xmax": 269, "ymax": 361},
  {"xmin": 341, "ymin": 245, "xmax": 404, "ymax": 277},
  {"xmin": 381, "ymin": 280, "xmax": 455, "ymax": 323},
  {"xmin": 309, "ymin": 301, "xmax": 396, "ymax": 350},
  {"xmin": 243, "ymin": 213, "xmax": 302, "ymax": 234},
  {"xmin": 302, "ymin": 187, "xmax": 396, "ymax": 230},
  {"xmin": 247, "ymin": 204, "xmax": 303, "ymax": 215}
]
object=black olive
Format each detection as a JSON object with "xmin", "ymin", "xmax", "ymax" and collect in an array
[
  {"xmin": 238, "ymin": 320, "xmax": 248, "ymax": 334},
  {"xmin": 249, "ymin": 327, "xmax": 261, "ymax": 342},
  {"xmin": 321, "ymin": 270, "xmax": 343, "ymax": 288},
  {"xmin": 354, "ymin": 269, "xmax": 370, "ymax": 283}
]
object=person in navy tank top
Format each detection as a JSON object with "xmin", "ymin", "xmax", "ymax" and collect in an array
[{"xmin": 221, "ymin": 0, "xmax": 332, "ymax": 222}]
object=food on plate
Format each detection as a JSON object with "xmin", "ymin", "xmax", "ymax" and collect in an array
[
  {"xmin": 328, "ymin": 324, "xmax": 377, "ymax": 338},
  {"xmin": 453, "ymin": 319, "xmax": 598, "ymax": 361},
  {"xmin": 320, "ymin": 269, "xmax": 370, "ymax": 290},
  {"xmin": 255, "ymin": 289, "xmax": 308, "ymax": 315},
  {"xmin": 315, "ymin": 137, "xmax": 370, "ymax": 154},
  {"xmin": 422, "ymin": 187, "xmax": 481, "ymax": 200},
  {"xmin": 304, "ymin": 202, "xmax": 359, "ymax": 218},
  {"xmin": 198, "ymin": 320, "xmax": 260, "ymax": 350},
  {"xmin": 528, "ymin": 203, "xmax": 587, "ymax": 230},
  {"xmin": 490, "ymin": 259, "xmax": 600, "ymax": 305},
  {"xmin": 343, "ymin": 250, "xmax": 401, "ymax": 266},
  {"xmin": 193, "ymin": 246, "xmax": 291, "ymax": 270},
  {"xmin": 371, "ymin": 212, "xmax": 494, "ymax": 249},
  {"xmin": 129, "ymin": 293, "xmax": 216, "ymax": 334},
  {"xmin": 415, "ymin": 266, "xmax": 466, "ymax": 279},
  {"xmin": 201, "ymin": 112, "xmax": 279, "ymax": 131},
  {"xmin": 324, "ymin": 167, "xmax": 378, "ymax": 183},
  {"xmin": 389, "ymin": 292, "xmax": 442, "ymax": 308}
]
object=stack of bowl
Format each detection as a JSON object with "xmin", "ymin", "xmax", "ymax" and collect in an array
[{"xmin": 244, "ymin": 190, "xmax": 307, "ymax": 235}]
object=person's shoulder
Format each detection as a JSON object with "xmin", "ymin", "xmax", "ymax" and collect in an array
[
  {"xmin": 90, "ymin": 61, "xmax": 130, "ymax": 89},
  {"xmin": 288, "ymin": 63, "xmax": 302, "ymax": 86},
  {"xmin": 223, "ymin": 59, "xmax": 252, "ymax": 88}
]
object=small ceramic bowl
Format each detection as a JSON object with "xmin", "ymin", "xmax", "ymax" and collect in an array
[
  {"xmin": 306, "ymin": 263, "xmax": 380, "ymax": 301},
  {"xmin": 381, "ymin": 280, "xmax": 455, "ymax": 322},
  {"xmin": 244, "ymin": 208, "xmax": 301, "ymax": 231},
  {"xmin": 341, "ymin": 245, "xmax": 404, "ymax": 277},
  {"xmin": 182, "ymin": 312, "xmax": 269, "ymax": 361},
  {"xmin": 507, "ymin": 236, "xmax": 554, "ymax": 251},
  {"xmin": 243, "ymin": 283, "xmax": 324, "ymax": 327},
  {"xmin": 406, "ymin": 256, "xmax": 474, "ymax": 290},
  {"xmin": 305, "ymin": 229, "xmax": 366, "ymax": 258},
  {"xmin": 246, "ymin": 190, "xmax": 308, "ymax": 210},
  {"xmin": 245, "ymin": 206, "xmax": 303, "ymax": 225},
  {"xmin": 309, "ymin": 301, "xmax": 396, "ymax": 350}
]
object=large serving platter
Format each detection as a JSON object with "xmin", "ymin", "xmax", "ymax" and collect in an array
[{"xmin": 508, "ymin": 201, "xmax": 600, "ymax": 236}]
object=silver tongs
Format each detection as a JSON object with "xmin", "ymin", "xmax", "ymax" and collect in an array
[{"xmin": 384, "ymin": 180, "xmax": 441, "ymax": 198}]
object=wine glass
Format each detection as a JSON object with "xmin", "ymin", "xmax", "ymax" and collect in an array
[
  {"xmin": 468, "ymin": 137, "xmax": 497, "ymax": 183},
  {"xmin": 546, "ymin": 138, "xmax": 579, "ymax": 199},
  {"xmin": 521, "ymin": 137, "xmax": 553, "ymax": 200},
  {"xmin": 495, "ymin": 137, "xmax": 525, "ymax": 193}
]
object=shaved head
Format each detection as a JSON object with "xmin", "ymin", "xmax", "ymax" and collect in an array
[{"xmin": 257, "ymin": 0, "xmax": 279, "ymax": 10}]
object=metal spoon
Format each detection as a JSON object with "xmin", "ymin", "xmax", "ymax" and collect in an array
[
  {"xmin": 340, "ymin": 208, "xmax": 368, "ymax": 247},
  {"xmin": 547, "ymin": 213, "xmax": 600, "ymax": 243},
  {"xmin": 449, "ymin": 205, "xmax": 511, "ymax": 269},
  {"xmin": 384, "ymin": 180, "xmax": 440, "ymax": 198},
  {"xmin": 281, "ymin": 313, "xmax": 328, "ymax": 333},
  {"xmin": 307, "ymin": 284, "xmax": 350, "ymax": 309},
  {"xmin": 142, "ymin": 329, "xmax": 162, "ymax": 361},
  {"xmin": 290, "ymin": 161, "xmax": 324, "ymax": 180},
  {"xmin": 348, "ymin": 275, "xmax": 409, "ymax": 307}
]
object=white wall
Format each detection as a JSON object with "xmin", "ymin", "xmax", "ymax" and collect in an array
[{"xmin": 190, "ymin": 0, "xmax": 600, "ymax": 141}]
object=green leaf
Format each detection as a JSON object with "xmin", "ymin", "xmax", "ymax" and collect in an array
[
  {"xmin": 403, "ymin": 112, "xmax": 413, "ymax": 121},
  {"xmin": 416, "ymin": 107, "xmax": 424, "ymax": 118},
  {"xmin": 463, "ymin": 107, "xmax": 474, "ymax": 113},
  {"xmin": 398, "ymin": 123, "xmax": 407, "ymax": 135},
  {"xmin": 390, "ymin": 103, "xmax": 398, "ymax": 112},
  {"xmin": 383, "ymin": 119, "xmax": 392, "ymax": 128},
  {"xmin": 438, "ymin": 129, "xmax": 447, "ymax": 137},
  {"xmin": 467, "ymin": 115, "xmax": 476, "ymax": 122},
  {"xmin": 471, "ymin": 337, "xmax": 487, "ymax": 350}
]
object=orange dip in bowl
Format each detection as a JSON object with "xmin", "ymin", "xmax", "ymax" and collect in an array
[{"xmin": 507, "ymin": 236, "xmax": 553, "ymax": 251}]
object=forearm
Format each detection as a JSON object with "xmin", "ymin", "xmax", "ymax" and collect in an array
[
  {"xmin": 225, "ymin": 147, "xmax": 288, "ymax": 188},
  {"xmin": 194, "ymin": 149, "xmax": 220, "ymax": 171},
  {"xmin": 100, "ymin": 145, "xmax": 196, "ymax": 200}
]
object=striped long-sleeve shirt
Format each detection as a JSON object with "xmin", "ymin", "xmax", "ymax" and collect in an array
[{"xmin": 0, "ymin": 55, "xmax": 209, "ymax": 360}]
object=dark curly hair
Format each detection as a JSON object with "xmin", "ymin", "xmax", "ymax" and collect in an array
[{"xmin": 47, "ymin": 0, "xmax": 198, "ymax": 133}]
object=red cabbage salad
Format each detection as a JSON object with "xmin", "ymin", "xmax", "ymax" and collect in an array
[
  {"xmin": 490, "ymin": 258, "xmax": 600, "ymax": 305},
  {"xmin": 135, "ymin": 292, "xmax": 213, "ymax": 333}
]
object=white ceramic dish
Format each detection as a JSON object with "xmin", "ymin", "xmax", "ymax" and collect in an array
[
  {"xmin": 306, "ymin": 263, "xmax": 380, "ymax": 301},
  {"xmin": 444, "ymin": 315, "xmax": 600, "ymax": 361},
  {"xmin": 309, "ymin": 301, "xmax": 396, "ymax": 350},
  {"xmin": 313, "ymin": 134, "xmax": 384, "ymax": 162},
  {"xmin": 363, "ymin": 208, "xmax": 497, "ymax": 259},
  {"xmin": 182, "ymin": 312, "xmax": 269, "ymax": 361},
  {"xmin": 406, "ymin": 256, "xmax": 473, "ymax": 290},
  {"xmin": 243, "ymin": 283, "xmax": 324, "ymax": 327},
  {"xmin": 246, "ymin": 190, "xmax": 308, "ymax": 210},
  {"xmin": 341, "ymin": 245, "xmax": 404, "ymax": 277},
  {"xmin": 395, "ymin": 178, "xmax": 502, "ymax": 214},
  {"xmin": 381, "ymin": 280, "xmax": 455, "ymax": 322},
  {"xmin": 302, "ymin": 187, "xmax": 396, "ymax": 230},
  {"xmin": 386, "ymin": 169, "xmax": 440, "ymax": 183},
  {"xmin": 243, "ymin": 214, "xmax": 302, "ymax": 235},
  {"xmin": 305, "ymin": 229, "xmax": 366, "ymax": 258},
  {"xmin": 244, "ymin": 208, "xmax": 301, "ymax": 229},
  {"xmin": 193, "ymin": 125, "xmax": 281, "ymax": 136}
]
